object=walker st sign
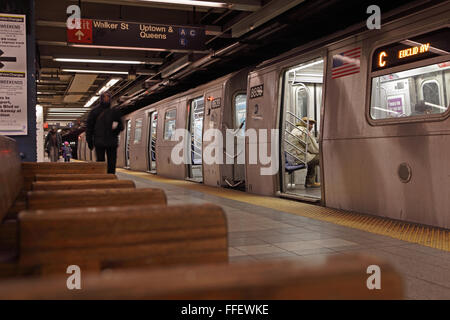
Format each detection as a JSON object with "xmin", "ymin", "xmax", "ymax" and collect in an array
[{"xmin": 67, "ymin": 19, "xmax": 206, "ymax": 51}]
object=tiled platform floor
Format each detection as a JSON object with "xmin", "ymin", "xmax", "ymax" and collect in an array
[{"xmin": 117, "ymin": 171, "xmax": 450, "ymax": 300}]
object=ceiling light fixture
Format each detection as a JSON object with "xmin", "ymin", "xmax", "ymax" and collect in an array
[
  {"xmin": 84, "ymin": 96, "xmax": 99, "ymax": 108},
  {"xmin": 98, "ymin": 78, "xmax": 121, "ymax": 95},
  {"xmin": 55, "ymin": 58, "xmax": 146, "ymax": 65},
  {"xmin": 62, "ymin": 69, "xmax": 129, "ymax": 75},
  {"xmin": 140, "ymin": 0, "xmax": 228, "ymax": 8}
]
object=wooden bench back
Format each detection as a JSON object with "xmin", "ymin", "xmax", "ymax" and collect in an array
[
  {"xmin": 27, "ymin": 188, "xmax": 167, "ymax": 210},
  {"xmin": 21, "ymin": 162, "xmax": 108, "ymax": 190},
  {"xmin": 18, "ymin": 204, "xmax": 227, "ymax": 275},
  {"xmin": 0, "ymin": 255, "xmax": 403, "ymax": 299},
  {"xmin": 31, "ymin": 179, "xmax": 135, "ymax": 191},
  {"xmin": 0, "ymin": 136, "xmax": 22, "ymax": 222},
  {"xmin": 34, "ymin": 174, "xmax": 117, "ymax": 181}
]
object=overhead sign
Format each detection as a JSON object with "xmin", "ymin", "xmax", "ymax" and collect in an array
[
  {"xmin": 372, "ymin": 27, "xmax": 450, "ymax": 72},
  {"xmin": 0, "ymin": 13, "xmax": 27, "ymax": 135},
  {"xmin": 67, "ymin": 19, "xmax": 206, "ymax": 51}
]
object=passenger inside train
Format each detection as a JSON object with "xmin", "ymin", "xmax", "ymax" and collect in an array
[{"xmin": 286, "ymin": 117, "xmax": 320, "ymax": 188}]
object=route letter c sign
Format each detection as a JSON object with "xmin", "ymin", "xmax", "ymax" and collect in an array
[{"xmin": 67, "ymin": 19, "xmax": 93, "ymax": 44}]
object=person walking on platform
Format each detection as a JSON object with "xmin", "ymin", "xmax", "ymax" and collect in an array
[
  {"xmin": 45, "ymin": 126, "xmax": 62, "ymax": 162},
  {"xmin": 286, "ymin": 117, "xmax": 320, "ymax": 188},
  {"xmin": 62, "ymin": 141, "xmax": 72, "ymax": 162},
  {"xmin": 86, "ymin": 92, "xmax": 124, "ymax": 174}
]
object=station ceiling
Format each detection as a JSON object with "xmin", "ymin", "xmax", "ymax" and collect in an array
[{"xmin": 34, "ymin": 0, "xmax": 432, "ymax": 136}]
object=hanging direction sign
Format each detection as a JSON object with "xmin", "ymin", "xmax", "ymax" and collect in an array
[
  {"xmin": 0, "ymin": 13, "xmax": 27, "ymax": 136},
  {"xmin": 67, "ymin": 19, "xmax": 206, "ymax": 51}
]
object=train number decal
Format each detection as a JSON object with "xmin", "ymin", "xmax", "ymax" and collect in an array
[
  {"xmin": 250, "ymin": 84, "xmax": 264, "ymax": 99},
  {"xmin": 211, "ymin": 97, "xmax": 221, "ymax": 109}
]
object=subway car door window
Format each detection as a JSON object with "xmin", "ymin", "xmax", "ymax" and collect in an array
[
  {"xmin": 370, "ymin": 27, "xmax": 450, "ymax": 121},
  {"xmin": 125, "ymin": 120, "xmax": 131, "ymax": 168},
  {"xmin": 164, "ymin": 109, "xmax": 177, "ymax": 141},
  {"xmin": 148, "ymin": 112, "xmax": 157, "ymax": 172}
]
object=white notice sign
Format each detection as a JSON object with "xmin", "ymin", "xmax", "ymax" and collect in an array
[{"xmin": 0, "ymin": 13, "xmax": 27, "ymax": 135}]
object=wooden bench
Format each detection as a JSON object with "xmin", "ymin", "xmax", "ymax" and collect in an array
[
  {"xmin": 31, "ymin": 179, "xmax": 135, "ymax": 191},
  {"xmin": 0, "ymin": 136, "xmax": 23, "ymax": 223},
  {"xmin": 27, "ymin": 188, "xmax": 167, "ymax": 210},
  {"xmin": 1, "ymin": 135, "xmax": 120, "ymax": 221},
  {"xmin": 21, "ymin": 162, "xmax": 108, "ymax": 191},
  {"xmin": 34, "ymin": 174, "xmax": 116, "ymax": 181},
  {"xmin": 0, "ymin": 255, "xmax": 403, "ymax": 299},
  {"xmin": 0, "ymin": 203, "xmax": 227, "ymax": 277}
]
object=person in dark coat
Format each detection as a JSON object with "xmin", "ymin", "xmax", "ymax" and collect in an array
[
  {"xmin": 45, "ymin": 126, "xmax": 62, "ymax": 162},
  {"xmin": 86, "ymin": 92, "xmax": 124, "ymax": 174}
]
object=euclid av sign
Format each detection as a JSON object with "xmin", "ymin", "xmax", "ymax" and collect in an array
[{"xmin": 67, "ymin": 18, "xmax": 206, "ymax": 52}]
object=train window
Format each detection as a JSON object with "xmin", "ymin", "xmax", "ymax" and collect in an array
[
  {"xmin": 295, "ymin": 87, "xmax": 308, "ymax": 119},
  {"xmin": 234, "ymin": 93, "xmax": 247, "ymax": 132},
  {"xmin": 164, "ymin": 109, "xmax": 177, "ymax": 141},
  {"xmin": 421, "ymin": 80, "xmax": 441, "ymax": 106},
  {"xmin": 370, "ymin": 61, "xmax": 450, "ymax": 119},
  {"xmin": 133, "ymin": 118, "xmax": 143, "ymax": 144}
]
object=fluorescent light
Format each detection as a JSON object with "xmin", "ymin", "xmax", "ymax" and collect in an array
[
  {"xmin": 62, "ymin": 69, "xmax": 129, "ymax": 75},
  {"xmin": 140, "ymin": 0, "xmax": 228, "ymax": 8},
  {"xmin": 290, "ymin": 59, "xmax": 324, "ymax": 73},
  {"xmin": 98, "ymin": 78, "xmax": 121, "ymax": 94},
  {"xmin": 84, "ymin": 96, "xmax": 99, "ymax": 108},
  {"xmin": 54, "ymin": 58, "xmax": 145, "ymax": 65}
]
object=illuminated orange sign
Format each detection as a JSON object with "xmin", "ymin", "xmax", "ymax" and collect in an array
[
  {"xmin": 378, "ymin": 51, "xmax": 387, "ymax": 67},
  {"xmin": 398, "ymin": 43, "xmax": 430, "ymax": 59}
]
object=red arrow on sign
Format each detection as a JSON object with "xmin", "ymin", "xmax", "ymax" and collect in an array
[{"xmin": 67, "ymin": 19, "xmax": 93, "ymax": 44}]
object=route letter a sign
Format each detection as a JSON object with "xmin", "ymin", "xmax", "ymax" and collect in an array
[{"xmin": 67, "ymin": 19, "xmax": 93, "ymax": 44}]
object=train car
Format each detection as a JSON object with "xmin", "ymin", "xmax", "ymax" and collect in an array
[
  {"xmin": 245, "ymin": 2, "xmax": 449, "ymax": 228},
  {"xmin": 86, "ymin": 2, "xmax": 449, "ymax": 229},
  {"xmin": 117, "ymin": 69, "xmax": 248, "ymax": 188}
]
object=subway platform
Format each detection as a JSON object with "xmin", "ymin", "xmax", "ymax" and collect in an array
[{"xmin": 116, "ymin": 169, "xmax": 450, "ymax": 300}]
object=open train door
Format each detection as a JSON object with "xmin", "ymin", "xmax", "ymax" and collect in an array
[
  {"xmin": 124, "ymin": 119, "xmax": 131, "ymax": 168},
  {"xmin": 279, "ymin": 57, "xmax": 324, "ymax": 202},
  {"xmin": 186, "ymin": 97, "xmax": 204, "ymax": 183}
]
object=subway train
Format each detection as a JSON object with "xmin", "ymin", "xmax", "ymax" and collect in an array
[{"xmin": 79, "ymin": 2, "xmax": 450, "ymax": 229}]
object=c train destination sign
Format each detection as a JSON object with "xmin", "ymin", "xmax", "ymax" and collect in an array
[{"xmin": 67, "ymin": 19, "xmax": 206, "ymax": 52}]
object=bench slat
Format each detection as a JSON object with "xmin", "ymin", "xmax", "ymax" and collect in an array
[
  {"xmin": 34, "ymin": 174, "xmax": 117, "ymax": 181},
  {"xmin": 27, "ymin": 188, "xmax": 166, "ymax": 210},
  {"xmin": 22, "ymin": 162, "xmax": 107, "ymax": 175},
  {"xmin": 31, "ymin": 180, "xmax": 135, "ymax": 191}
]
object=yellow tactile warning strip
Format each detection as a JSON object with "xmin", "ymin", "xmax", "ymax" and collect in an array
[{"xmin": 117, "ymin": 169, "xmax": 449, "ymax": 252}]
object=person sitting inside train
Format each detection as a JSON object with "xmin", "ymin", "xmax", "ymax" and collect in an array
[
  {"xmin": 286, "ymin": 117, "xmax": 320, "ymax": 188},
  {"xmin": 411, "ymin": 100, "xmax": 432, "ymax": 116}
]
